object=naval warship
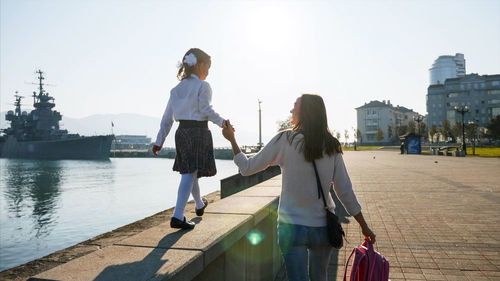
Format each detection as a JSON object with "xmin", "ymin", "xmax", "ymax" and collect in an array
[{"xmin": 0, "ymin": 70, "xmax": 113, "ymax": 160}]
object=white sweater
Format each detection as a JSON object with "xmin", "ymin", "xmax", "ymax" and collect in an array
[
  {"xmin": 234, "ymin": 132, "xmax": 361, "ymax": 227},
  {"xmin": 155, "ymin": 74, "xmax": 225, "ymax": 147}
]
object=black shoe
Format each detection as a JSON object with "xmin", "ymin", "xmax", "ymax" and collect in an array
[
  {"xmin": 170, "ymin": 216, "xmax": 195, "ymax": 229},
  {"xmin": 195, "ymin": 198, "xmax": 208, "ymax": 216}
]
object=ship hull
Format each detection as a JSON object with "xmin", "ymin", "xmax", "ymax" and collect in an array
[{"xmin": 0, "ymin": 135, "xmax": 113, "ymax": 160}]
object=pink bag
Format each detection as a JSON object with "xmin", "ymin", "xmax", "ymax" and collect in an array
[{"xmin": 343, "ymin": 240, "xmax": 389, "ymax": 281}]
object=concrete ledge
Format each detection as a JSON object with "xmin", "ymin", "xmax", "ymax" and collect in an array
[
  {"xmin": 31, "ymin": 246, "xmax": 203, "ymax": 281},
  {"xmin": 220, "ymin": 166, "xmax": 281, "ymax": 198},
  {"xmin": 29, "ymin": 175, "xmax": 283, "ymax": 281},
  {"xmin": 115, "ymin": 214, "xmax": 254, "ymax": 267},
  {"xmin": 201, "ymin": 196, "xmax": 278, "ymax": 225}
]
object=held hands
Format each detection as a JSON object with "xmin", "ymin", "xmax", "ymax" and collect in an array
[
  {"xmin": 222, "ymin": 120, "xmax": 236, "ymax": 141},
  {"xmin": 152, "ymin": 145, "xmax": 161, "ymax": 156}
]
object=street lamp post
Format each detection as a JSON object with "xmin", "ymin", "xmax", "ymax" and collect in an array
[
  {"xmin": 413, "ymin": 115, "xmax": 424, "ymax": 152},
  {"xmin": 454, "ymin": 105, "xmax": 470, "ymax": 155},
  {"xmin": 468, "ymin": 121, "xmax": 477, "ymax": 155},
  {"xmin": 413, "ymin": 115, "xmax": 424, "ymax": 136},
  {"xmin": 258, "ymin": 99, "xmax": 263, "ymax": 150}
]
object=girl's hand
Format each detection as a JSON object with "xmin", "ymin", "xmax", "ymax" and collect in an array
[
  {"xmin": 222, "ymin": 120, "xmax": 235, "ymax": 141},
  {"xmin": 152, "ymin": 145, "xmax": 161, "ymax": 156},
  {"xmin": 362, "ymin": 226, "xmax": 376, "ymax": 244}
]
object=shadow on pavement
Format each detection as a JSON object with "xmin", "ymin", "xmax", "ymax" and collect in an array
[{"xmin": 93, "ymin": 218, "xmax": 203, "ymax": 281}]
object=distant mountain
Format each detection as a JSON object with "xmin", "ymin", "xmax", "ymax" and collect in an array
[
  {"xmin": 0, "ymin": 112, "xmax": 258, "ymax": 147},
  {"xmin": 62, "ymin": 113, "xmax": 161, "ymax": 138},
  {"xmin": 0, "ymin": 111, "xmax": 160, "ymax": 139}
]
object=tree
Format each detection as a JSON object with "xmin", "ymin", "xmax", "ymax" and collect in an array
[
  {"xmin": 387, "ymin": 125, "xmax": 393, "ymax": 139},
  {"xmin": 397, "ymin": 126, "xmax": 406, "ymax": 137},
  {"xmin": 486, "ymin": 115, "xmax": 500, "ymax": 140},
  {"xmin": 344, "ymin": 129, "xmax": 349, "ymax": 144},
  {"xmin": 441, "ymin": 120, "xmax": 451, "ymax": 141},
  {"xmin": 356, "ymin": 129, "xmax": 362, "ymax": 143},
  {"xmin": 375, "ymin": 127, "xmax": 384, "ymax": 141},
  {"xmin": 407, "ymin": 121, "xmax": 416, "ymax": 135},
  {"xmin": 418, "ymin": 122, "xmax": 427, "ymax": 137},
  {"xmin": 335, "ymin": 131, "xmax": 341, "ymax": 140},
  {"xmin": 466, "ymin": 122, "xmax": 478, "ymax": 141},
  {"xmin": 451, "ymin": 122, "xmax": 462, "ymax": 140},
  {"xmin": 277, "ymin": 116, "xmax": 293, "ymax": 132},
  {"xmin": 429, "ymin": 125, "xmax": 438, "ymax": 143}
]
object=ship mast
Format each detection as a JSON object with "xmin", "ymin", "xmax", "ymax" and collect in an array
[
  {"xmin": 32, "ymin": 69, "xmax": 46, "ymax": 104},
  {"xmin": 14, "ymin": 91, "xmax": 24, "ymax": 117},
  {"xmin": 31, "ymin": 69, "xmax": 55, "ymax": 109},
  {"xmin": 37, "ymin": 69, "xmax": 45, "ymax": 96}
]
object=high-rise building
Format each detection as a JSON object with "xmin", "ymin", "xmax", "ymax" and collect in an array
[
  {"xmin": 356, "ymin": 100, "xmax": 420, "ymax": 144},
  {"xmin": 426, "ymin": 74, "xmax": 500, "ymax": 128},
  {"xmin": 429, "ymin": 53, "xmax": 466, "ymax": 85}
]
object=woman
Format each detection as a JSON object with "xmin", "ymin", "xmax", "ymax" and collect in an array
[{"xmin": 222, "ymin": 94, "xmax": 376, "ymax": 281}]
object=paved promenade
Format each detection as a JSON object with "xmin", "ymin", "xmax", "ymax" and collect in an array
[{"xmin": 325, "ymin": 151, "xmax": 500, "ymax": 281}]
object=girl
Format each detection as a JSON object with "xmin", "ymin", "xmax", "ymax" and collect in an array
[
  {"xmin": 222, "ymin": 94, "xmax": 376, "ymax": 281},
  {"xmin": 153, "ymin": 48, "xmax": 227, "ymax": 229}
]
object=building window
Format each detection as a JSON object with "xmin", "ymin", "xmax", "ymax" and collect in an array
[
  {"xmin": 492, "ymin": 81, "xmax": 500, "ymax": 86},
  {"xmin": 488, "ymin": 99, "xmax": 500, "ymax": 104},
  {"xmin": 489, "ymin": 90, "xmax": 500, "ymax": 95},
  {"xmin": 366, "ymin": 134, "xmax": 375, "ymax": 141},
  {"xmin": 493, "ymin": 107, "xmax": 500, "ymax": 118},
  {"xmin": 447, "ymin": 93, "xmax": 459, "ymax": 98}
]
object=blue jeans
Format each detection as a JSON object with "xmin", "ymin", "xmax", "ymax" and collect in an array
[{"xmin": 278, "ymin": 222, "xmax": 334, "ymax": 281}]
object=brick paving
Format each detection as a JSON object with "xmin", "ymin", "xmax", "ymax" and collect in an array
[{"xmin": 327, "ymin": 151, "xmax": 500, "ymax": 281}]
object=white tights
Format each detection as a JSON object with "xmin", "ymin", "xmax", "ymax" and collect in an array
[{"xmin": 172, "ymin": 170, "xmax": 205, "ymax": 220}]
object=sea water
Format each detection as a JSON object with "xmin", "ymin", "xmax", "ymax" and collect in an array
[{"xmin": 0, "ymin": 158, "xmax": 238, "ymax": 271}]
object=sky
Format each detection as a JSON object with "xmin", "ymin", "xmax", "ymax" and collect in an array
[{"xmin": 1, "ymin": 0, "xmax": 500, "ymax": 147}]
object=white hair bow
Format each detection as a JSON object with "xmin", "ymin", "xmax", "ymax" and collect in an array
[{"xmin": 183, "ymin": 53, "xmax": 197, "ymax": 66}]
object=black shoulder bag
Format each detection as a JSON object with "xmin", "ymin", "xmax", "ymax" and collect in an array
[{"xmin": 312, "ymin": 160, "xmax": 345, "ymax": 249}]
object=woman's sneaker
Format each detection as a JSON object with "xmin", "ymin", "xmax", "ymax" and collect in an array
[{"xmin": 195, "ymin": 198, "xmax": 208, "ymax": 216}]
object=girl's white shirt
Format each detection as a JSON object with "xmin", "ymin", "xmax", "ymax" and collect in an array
[
  {"xmin": 155, "ymin": 74, "xmax": 225, "ymax": 147},
  {"xmin": 233, "ymin": 132, "xmax": 362, "ymax": 227}
]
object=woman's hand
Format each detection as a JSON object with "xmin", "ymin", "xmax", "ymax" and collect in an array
[
  {"xmin": 353, "ymin": 211, "xmax": 376, "ymax": 244},
  {"xmin": 362, "ymin": 226, "xmax": 376, "ymax": 244},
  {"xmin": 222, "ymin": 120, "xmax": 235, "ymax": 141},
  {"xmin": 152, "ymin": 145, "xmax": 161, "ymax": 156}
]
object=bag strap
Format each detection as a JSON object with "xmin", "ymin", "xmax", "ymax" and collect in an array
[
  {"xmin": 312, "ymin": 160, "xmax": 328, "ymax": 209},
  {"xmin": 343, "ymin": 248, "xmax": 356, "ymax": 281},
  {"xmin": 344, "ymin": 248, "xmax": 366, "ymax": 281}
]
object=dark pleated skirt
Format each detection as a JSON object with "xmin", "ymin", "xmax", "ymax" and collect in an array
[{"xmin": 173, "ymin": 127, "xmax": 217, "ymax": 178}]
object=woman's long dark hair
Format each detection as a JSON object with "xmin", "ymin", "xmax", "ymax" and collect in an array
[
  {"xmin": 177, "ymin": 48, "xmax": 211, "ymax": 80},
  {"xmin": 288, "ymin": 94, "xmax": 342, "ymax": 162}
]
